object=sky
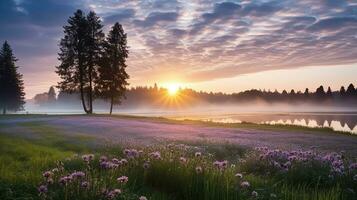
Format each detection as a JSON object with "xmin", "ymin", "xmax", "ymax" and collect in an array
[{"xmin": 0, "ymin": 0, "xmax": 357, "ymax": 98}]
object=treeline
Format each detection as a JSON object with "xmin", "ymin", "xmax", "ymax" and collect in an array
[{"xmin": 33, "ymin": 83, "xmax": 357, "ymax": 109}]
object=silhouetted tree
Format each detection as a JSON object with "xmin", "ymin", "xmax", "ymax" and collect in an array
[
  {"xmin": 96, "ymin": 22, "xmax": 129, "ymax": 114},
  {"xmin": 346, "ymin": 84, "xmax": 355, "ymax": 97},
  {"xmin": 326, "ymin": 86, "xmax": 332, "ymax": 98},
  {"xmin": 85, "ymin": 11, "xmax": 104, "ymax": 113},
  {"xmin": 48, "ymin": 86, "xmax": 56, "ymax": 102},
  {"xmin": 0, "ymin": 41, "xmax": 25, "ymax": 114},
  {"xmin": 340, "ymin": 86, "xmax": 346, "ymax": 97},
  {"xmin": 56, "ymin": 10, "xmax": 104, "ymax": 114},
  {"xmin": 315, "ymin": 85, "xmax": 325, "ymax": 99}
]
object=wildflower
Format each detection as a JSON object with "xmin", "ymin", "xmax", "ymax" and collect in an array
[
  {"xmin": 270, "ymin": 193, "xmax": 277, "ymax": 198},
  {"xmin": 252, "ymin": 191, "xmax": 258, "ymax": 197},
  {"xmin": 179, "ymin": 157, "xmax": 187, "ymax": 164},
  {"xmin": 100, "ymin": 156, "xmax": 108, "ymax": 162},
  {"xmin": 235, "ymin": 173, "xmax": 243, "ymax": 179},
  {"xmin": 112, "ymin": 158, "xmax": 119, "ymax": 163},
  {"xmin": 195, "ymin": 166, "xmax": 203, "ymax": 174},
  {"xmin": 139, "ymin": 196, "xmax": 148, "ymax": 200},
  {"xmin": 81, "ymin": 181, "xmax": 89, "ymax": 188},
  {"xmin": 121, "ymin": 159, "xmax": 128, "ymax": 165},
  {"xmin": 82, "ymin": 154, "xmax": 94, "ymax": 163},
  {"xmin": 240, "ymin": 181, "xmax": 250, "ymax": 188},
  {"xmin": 107, "ymin": 189, "xmax": 121, "ymax": 199},
  {"xmin": 195, "ymin": 152, "xmax": 202, "ymax": 157},
  {"xmin": 72, "ymin": 171, "xmax": 85, "ymax": 179},
  {"xmin": 353, "ymin": 174, "xmax": 357, "ymax": 181},
  {"xmin": 42, "ymin": 171, "xmax": 52, "ymax": 179},
  {"xmin": 149, "ymin": 151, "xmax": 161, "ymax": 160},
  {"xmin": 124, "ymin": 149, "xmax": 139, "ymax": 158},
  {"xmin": 38, "ymin": 185, "xmax": 47, "ymax": 194},
  {"xmin": 117, "ymin": 176, "xmax": 129, "ymax": 184},
  {"xmin": 59, "ymin": 176, "xmax": 72, "ymax": 185},
  {"xmin": 213, "ymin": 160, "xmax": 228, "ymax": 171}
]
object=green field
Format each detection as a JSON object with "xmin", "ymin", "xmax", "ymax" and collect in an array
[{"xmin": 0, "ymin": 115, "xmax": 356, "ymax": 200}]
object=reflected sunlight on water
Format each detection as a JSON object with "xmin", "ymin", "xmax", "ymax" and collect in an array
[{"xmin": 173, "ymin": 113, "xmax": 357, "ymax": 134}]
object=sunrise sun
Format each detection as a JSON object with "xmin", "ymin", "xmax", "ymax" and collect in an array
[{"xmin": 166, "ymin": 83, "xmax": 180, "ymax": 96}]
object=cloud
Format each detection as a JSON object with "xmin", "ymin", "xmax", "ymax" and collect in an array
[
  {"xmin": 1, "ymin": 0, "xmax": 357, "ymax": 97},
  {"xmin": 104, "ymin": 9, "xmax": 135, "ymax": 24},
  {"xmin": 308, "ymin": 16, "xmax": 357, "ymax": 32},
  {"xmin": 133, "ymin": 12, "xmax": 179, "ymax": 27}
]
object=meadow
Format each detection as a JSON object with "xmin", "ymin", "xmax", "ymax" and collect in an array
[{"xmin": 0, "ymin": 115, "xmax": 356, "ymax": 200}]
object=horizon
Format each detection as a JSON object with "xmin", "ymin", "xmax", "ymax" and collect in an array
[{"xmin": 1, "ymin": 0, "xmax": 356, "ymax": 98}]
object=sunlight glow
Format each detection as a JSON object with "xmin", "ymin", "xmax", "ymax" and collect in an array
[{"xmin": 167, "ymin": 83, "xmax": 180, "ymax": 96}]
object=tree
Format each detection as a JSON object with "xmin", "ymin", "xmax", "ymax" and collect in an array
[
  {"xmin": 346, "ymin": 83, "xmax": 355, "ymax": 97},
  {"xmin": 56, "ymin": 10, "xmax": 104, "ymax": 114},
  {"xmin": 315, "ymin": 85, "xmax": 325, "ymax": 99},
  {"xmin": 85, "ymin": 11, "xmax": 104, "ymax": 113},
  {"xmin": 0, "ymin": 41, "xmax": 25, "ymax": 114},
  {"xmin": 48, "ymin": 86, "xmax": 56, "ymax": 102},
  {"xmin": 96, "ymin": 22, "xmax": 129, "ymax": 114},
  {"xmin": 326, "ymin": 86, "xmax": 332, "ymax": 98},
  {"xmin": 340, "ymin": 86, "xmax": 346, "ymax": 97}
]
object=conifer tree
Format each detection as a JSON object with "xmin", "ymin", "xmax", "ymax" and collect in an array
[
  {"xmin": 56, "ymin": 10, "xmax": 104, "ymax": 114},
  {"xmin": 96, "ymin": 23, "xmax": 129, "ymax": 114},
  {"xmin": 0, "ymin": 41, "xmax": 25, "ymax": 114}
]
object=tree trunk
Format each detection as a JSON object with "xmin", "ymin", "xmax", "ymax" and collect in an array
[
  {"xmin": 88, "ymin": 66, "xmax": 93, "ymax": 114},
  {"xmin": 79, "ymin": 64, "xmax": 90, "ymax": 114},
  {"xmin": 80, "ymin": 83, "xmax": 90, "ymax": 114},
  {"xmin": 110, "ymin": 95, "xmax": 114, "ymax": 115}
]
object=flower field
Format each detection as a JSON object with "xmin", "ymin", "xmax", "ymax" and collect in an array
[{"xmin": 35, "ymin": 144, "xmax": 357, "ymax": 200}]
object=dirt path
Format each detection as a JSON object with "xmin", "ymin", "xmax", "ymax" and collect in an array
[{"xmin": 1, "ymin": 115, "xmax": 357, "ymax": 155}]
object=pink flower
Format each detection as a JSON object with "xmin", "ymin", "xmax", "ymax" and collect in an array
[
  {"xmin": 42, "ymin": 171, "xmax": 52, "ymax": 178},
  {"xmin": 82, "ymin": 154, "xmax": 94, "ymax": 163},
  {"xmin": 179, "ymin": 157, "xmax": 187, "ymax": 164},
  {"xmin": 38, "ymin": 185, "xmax": 47, "ymax": 194},
  {"xmin": 71, "ymin": 171, "xmax": 85, "ymax": 179},
  {"xmin": 240, "ymin": 181, "xmax": 250, "ymax": 188},
  {"xmin": 139, "ymin": 196, "xmax": 148, "ymax": 200},
  {"xmin": 107, "ymin": 189, "xmax": 121, "ymax": 199},
  {"xmin": 149, "ymin": 151, "xmax": 161, "ymax": 160},
  {"xmin": 121, "ymin": 159, "xmax": 128, "ymax": 165},
  {"xmin": 100, "ymin": 156, "xmax": 108, "ymax": 162},
  {"xmin": 117, "ymin": 176, "xmax": 128, "ymax": 184}
]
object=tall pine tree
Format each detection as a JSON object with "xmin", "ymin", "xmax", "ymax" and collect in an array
[
  {"xmin": 56, "ymin": 10, "xmax": 104, "ymax": 114},
  {"xmin": 0, "ymin": 41, "xmax": 25, "ymax": 114},
  {"xmin": 96, "ymin": 23, "xmax": 129, "ymax": 114}
]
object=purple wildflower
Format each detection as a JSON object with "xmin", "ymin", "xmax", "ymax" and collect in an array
[
  {"xmin": 117, "ymin": 176, "xmax": 128, "ymax": 184},
  {"xmin": 38, "ymin": 185, "xmax": 47, "ymax": 194}
]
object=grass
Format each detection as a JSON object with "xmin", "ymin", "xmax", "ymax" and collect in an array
[
  {"xmin": 1, "ymin": 113, "xmax": 355, "ymax": 136},
  {"xmin": 0, "ymin": 115, "xmax": 356, "ymax": 199}
]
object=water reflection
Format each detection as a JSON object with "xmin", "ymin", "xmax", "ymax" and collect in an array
[{"xmin": 194, "ymin": 113, "xmax": 357, "ymax": 134}]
